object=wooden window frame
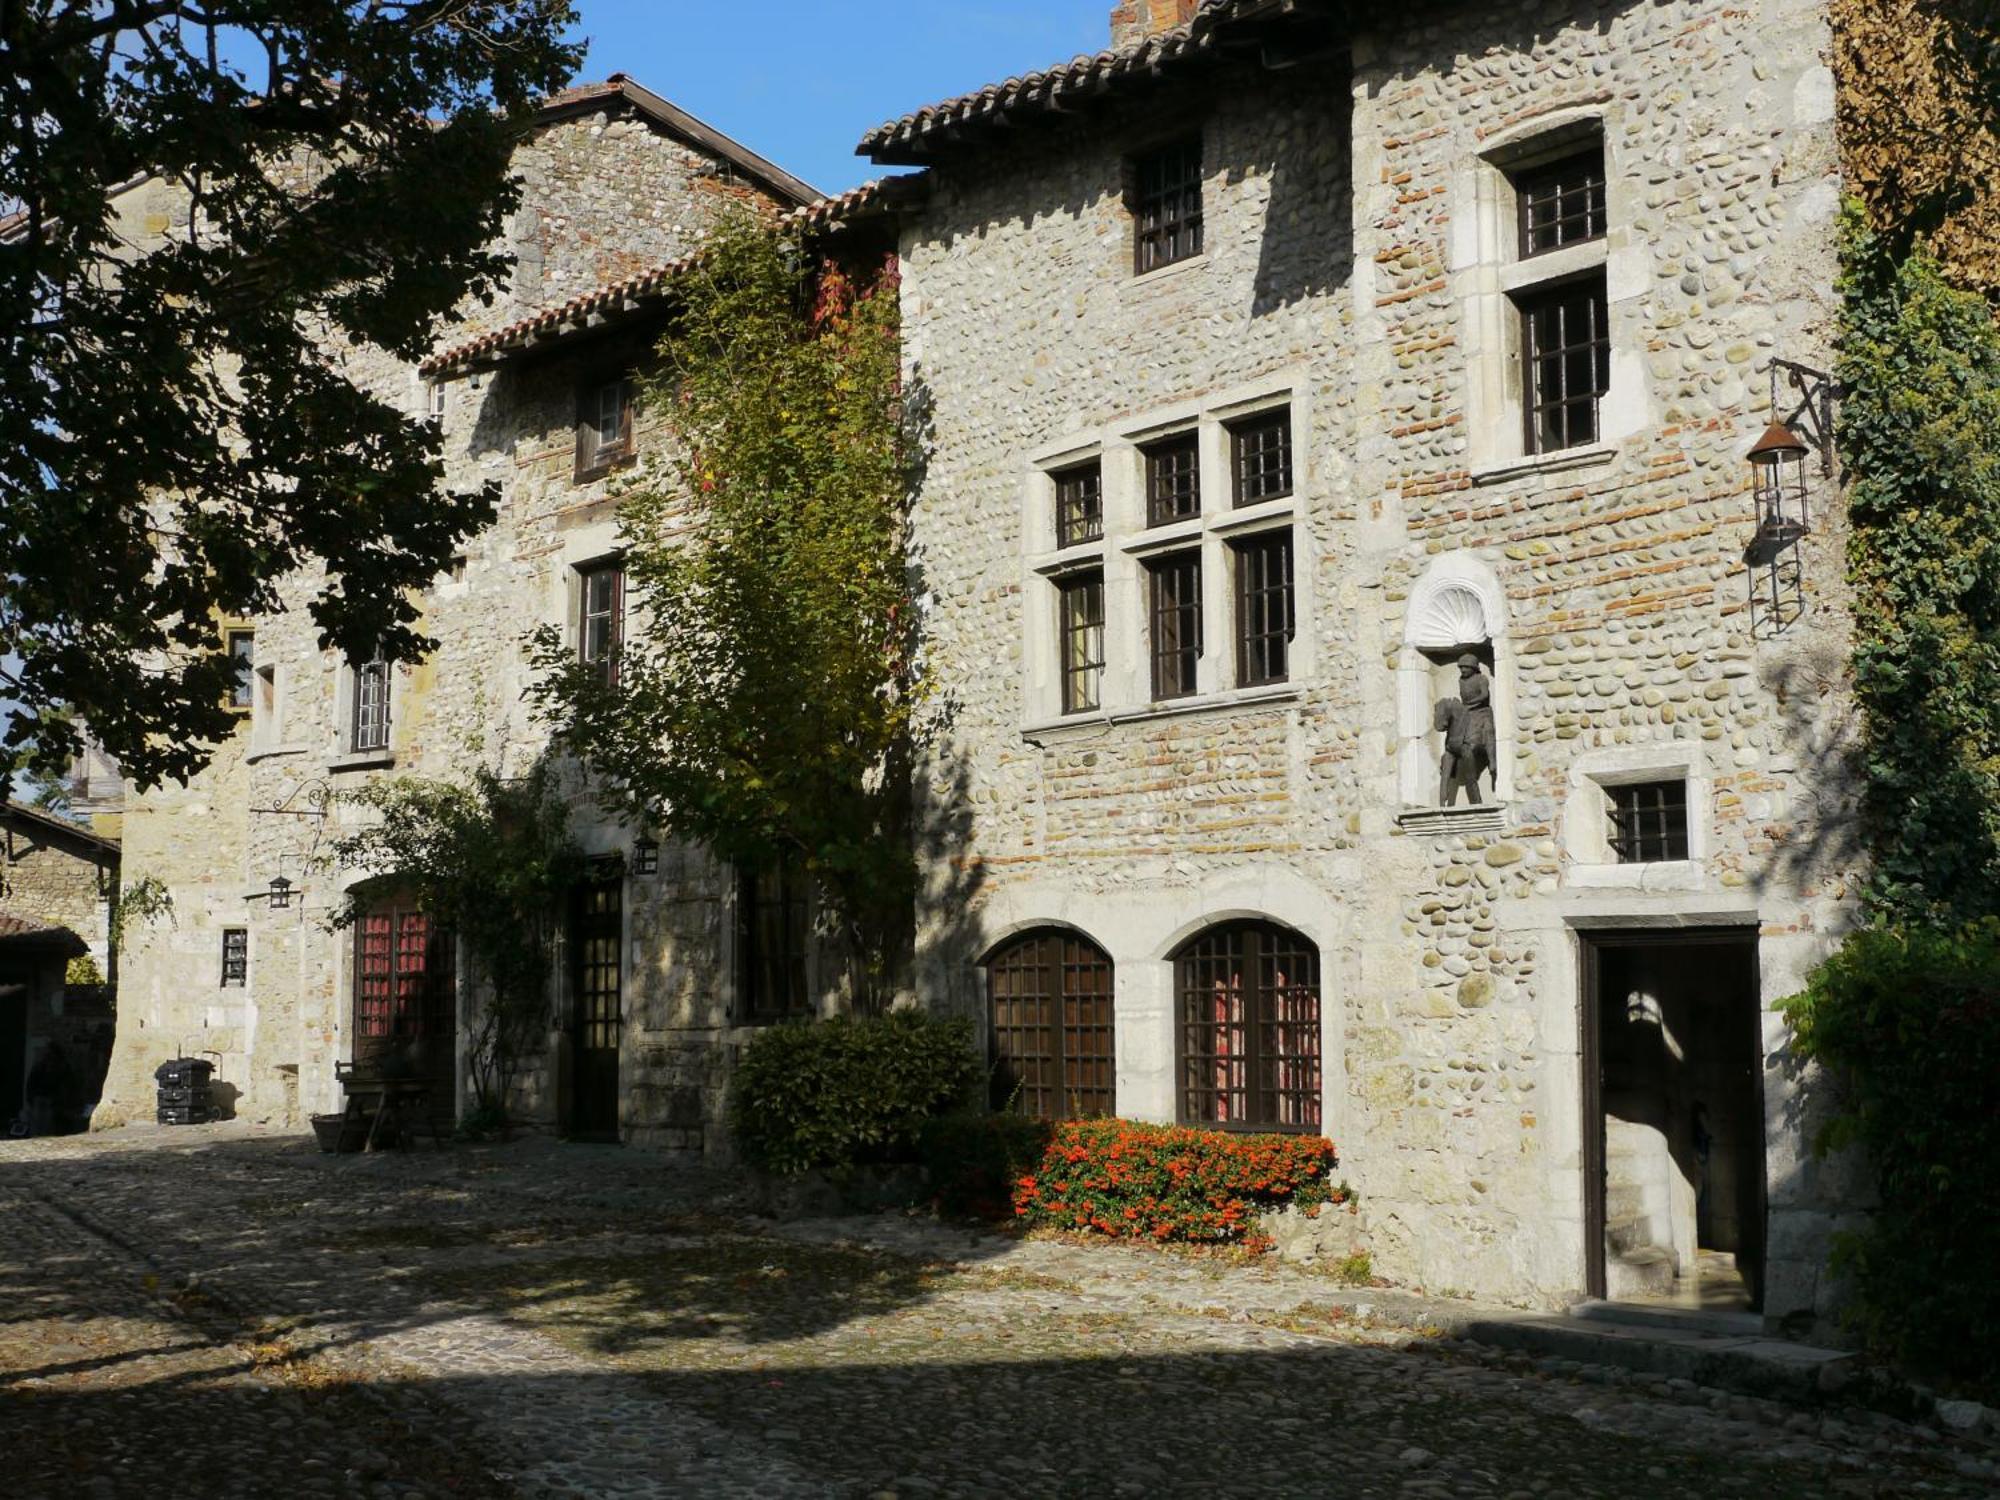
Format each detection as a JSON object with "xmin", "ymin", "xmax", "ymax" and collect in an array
[
  {"xmin": 350, "ymin": 656, "xmax": 391, "ymax": 753},
  {"xmin": 1233, "ymin": 528, "xmax": 1295, "ymax": 688},
  {"xmin": 1054, "ymin": 461, "xmax": 1104, "ymax": 549},
  {"xmin": 574, "ymin": 376, "xmax": 635, "ymax": 482},
  {"xmin": 1143, "ymin": 432, "xmax": 1201, "ymax": 528},
  {"xmin": 220, "ymin": 927, "xmax": 248, "ymax": 988},
  {"xmin": 577, "ymin": 561, "xmax": 625, "ymax": 688},
  {"xmin": 354, "ymin": 903, "xmax": 454, "ymax": 1043},
  {"xmin": 738, "ymin": 861, "xmax": 811, "ymax": 1024},
  {"xmin": 1147, "ymin": 549, "xmax": 1202, "ymax": 700},
  {"xmin": 1518, "ymin": 272, "xmax": 1611, "ymax": 456},
  {"xmin": 987, "ymin": 929, "xmax": 1115, "ymax": 1122},
  {"xmin": 1058, "ymin": 569, "xmax": 1105, "ymax": 715},
  {"xmin": 1131, "ymin": 137, "xmax": 1204, "ymax": 275},
  {"xmin": 571, "ymin": 873, "xmax": 623, "ymax": 1052},
  {"xmin": 1228, "ymin": 410, "xmax": 1293, "ymax": 507},
  {"xmin": 1175, "ymin": 921, "xmax": 1321, "ymax": 1133},
  {"xmin": 1606, "ymin": 778, "xmax": 1691, "ymax": 864}
]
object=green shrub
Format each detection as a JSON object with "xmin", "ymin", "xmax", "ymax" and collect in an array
[
  {"xmin": 918, "ymin": 1111, "xmax": 1054, "ymax": 1221},
  {"xmin": 1012, "ymin": 1118, "xmax": 1339, "ymax": 1247},
  {"xmin": 1782, "ymin": 920, "xmax": 2000, "ymax": 1392},
  {"xmin": 731, "ymin": 1010, "xmax": 980, "ymax": 1177}
]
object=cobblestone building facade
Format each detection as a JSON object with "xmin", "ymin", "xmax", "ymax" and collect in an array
[
  {"xmin": 98, "ymin": 81, "xmax": 826, "ymax": 1148},
  {"xmin": 872, "ymin": 0, "xmax": 1862, "ymax": 1331},
  {"xmin": 100, "ymin": 0, "xmax": 1877, "ymax": 1334}
]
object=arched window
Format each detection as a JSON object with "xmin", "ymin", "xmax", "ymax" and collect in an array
[
  {"xmin": 986, "ymin": 929, "xmax": 1115, "ymax": 1120},
  {"xmin": 1175, "ymin": 921, "xmax": 1320, "ymax": 1131}
]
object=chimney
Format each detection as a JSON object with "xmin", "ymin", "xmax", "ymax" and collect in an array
[{"xmin": 1110, "ymin": 0, "xmax": 1199, "ymax": 49}]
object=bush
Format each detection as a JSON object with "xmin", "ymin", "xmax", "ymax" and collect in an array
[
  {"xmin": 1781, "ymin": 920, "xmax": 2000, "ymax": 1392},
  {"xmin": 919, "ymin": 1111, "xmax": 1054, "ymax": 1221},
  {"xmin": 731, "ymin": 1010, "xmax": 981, "ymax": 1177},
  {"xmin": 1012, "ymin": 1119, "xmax": 1339, "ymax": 1247}
]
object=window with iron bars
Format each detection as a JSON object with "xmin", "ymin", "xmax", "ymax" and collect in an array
[
  {"xmin": 1147, "ymin": 550, "xmax": 1202, "ymax": 699},
  {"xmin": 987, "ymin": 929, "xmax": 1115, "ymax": 1122},
  {"xmin": 1519, "ymin": 273, "xmax": 1610, "ymax": 455},
  {"xmin": 1234, "ymin": 529, "xmax": 1294, "ymax": 687},
  {"xmin": 1053, "ymin": 461, "xmax": 1103, "ymax": 548},
  {"xmin": 1517, "ymin": 146, "xmax": 1606, "ymax": 258},
  {"xmin": 1229, "ymin": 410, "xmax": 1292, "ymax": 506},
  {"xmin": 1606, "ymin": 779, "xmax": 1690, "ymax": 863},
  {"xmin": 1143, "ymin": 432, "xmax": 1201, "ymax": 527},
  {"xmin": 1176, "ymin": 921, "xmax": 1321, "ymax": 1132},
  {"xmin": 1132, "ymin": 138, "xmax": 1203, "ymax": 275}
]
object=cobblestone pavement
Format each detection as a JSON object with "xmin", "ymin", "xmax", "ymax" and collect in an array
[{"xmin": 2, "ymin": 1125, "xmax": 1993, "ymax": 1499}]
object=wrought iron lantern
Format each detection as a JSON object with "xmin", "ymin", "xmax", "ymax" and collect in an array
[
  {"xmin": 632, "ymin": 834, "xmax": 660, "ymax": 876},
  {"xmin": 1743, "ymin": 359, "xmax": 1836, "ymax": 638},
  {"xmin": 266, "ymin": 875, "xmax": 295, "ymax": 910}
]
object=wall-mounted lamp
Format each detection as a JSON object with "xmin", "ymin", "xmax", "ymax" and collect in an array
[
  {"xmin": 1744, "ymin": 359, "xmax": 1836, "ymax": 639},
  {"xmin": 266, "ymin": 875, "xmax": 295, "ymax": 911},
  {"xmin": 632, "ymin": 835, "xmax": 660, "ymax": 876}
]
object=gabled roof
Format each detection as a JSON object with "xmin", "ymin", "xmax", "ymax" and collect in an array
[
  {"xmin": 420, "ymin": 175, "xmax": 925, "ymax": 378},
  {"xmin": 548, "ymin": 74, "xmax": 820, "ymax": 207},
  {"xmin": 857, "ymin": 0, "xmax": 1348, "ymax": 165},
  {"xmin": 0, "ymin": 801, "xmax": 120, "ymax": 860}
]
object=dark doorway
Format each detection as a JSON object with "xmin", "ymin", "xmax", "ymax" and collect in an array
[
  {"xmin": 1580, "ymin": 928, "xmax": 1765, "ymax": 1312},
  {"xmin": 353, "ymin": 903, "xmax": 458, "ymax": 1134},
  {"xmin": 568, "ymin": 873, "xmax": 623, "ymax": 1142},
  {"xmin": 0, "ymin": 982, "xmax": 26, "ymax": 1129}
]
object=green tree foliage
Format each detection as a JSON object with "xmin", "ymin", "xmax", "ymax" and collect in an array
[
  {"xmin": 531, "ymin": 213, "xmax": 920, "ymax": 1000},
  {"xmin": 329, "ymin": 759, "xmax": 585, "ymax": 1126},
  {"xmin": 1837, "ymin": 206, "xmax": 2000, "ymax": 923},
  {"xmin": 1780, "ymin": 923, "xmax": 2000, "ymax": 1390},
  {"xmin": 0, "ymin": 1, "xmax": 582, "ymax": 788}
]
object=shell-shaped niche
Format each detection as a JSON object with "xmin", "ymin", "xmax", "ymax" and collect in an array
[{"xmin": 1410, "ymin": 585, "xmax": 1490, "ymax": 651}]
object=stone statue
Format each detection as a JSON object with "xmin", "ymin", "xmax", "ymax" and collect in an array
[{"xmin": 1433, "ymin": 653, "xmax": 1497, "ymax": 805}]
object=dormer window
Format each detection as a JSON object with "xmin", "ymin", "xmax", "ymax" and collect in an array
[{"xmin": 1132, "ymin": 138, "xmax": 1203, "ymax": 275}]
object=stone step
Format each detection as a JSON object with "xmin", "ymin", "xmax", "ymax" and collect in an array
[
  {"xmin": 1569, "ymin": 1297, "xmax": 1763, "ymax": 1338},
  {"xmin": 1457, "ymin": 1310, "xmax": 1857, "ymax": 1406}
]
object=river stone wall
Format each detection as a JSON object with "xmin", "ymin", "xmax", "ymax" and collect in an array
[{"xmin": 901, "ymin": 0, "xmax": 1862, "ymax": 1328}]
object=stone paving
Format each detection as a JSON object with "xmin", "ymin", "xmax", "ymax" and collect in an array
[{"xmin": 1, "ymin": 1124, "xmax": 1994, "ymax": 1499}]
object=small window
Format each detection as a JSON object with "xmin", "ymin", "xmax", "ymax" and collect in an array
[
  {"xmin": 578, "ymin": 562, "xmax": 624, "ymax": 687},
  {"xmin": 1229, "ymin": 411, "xmax": 1293, "ymax": 506},
  {"xmin": 1607, "ymin": 779, "xmax": 1690, "ymax": 863},
  {"xmin": 1054, "ymin": 462, "xmax": 1103, "ymax": 548},
  {"xmin": 1133, "ymin": 138, "xmax": 1204, "ymax": 275},
  {"xmin": 426, "ymin": 381, "xmax": 447, "ymax": 427},
  {"xmin": 575, "ymin": 377, "xmax": 634, "ymax": 480},
  {"xmin": 1517, "ymin": 146, "xmax": 1607, "ymax": 258},
  {"xmin": 351, "ymin": 656, "xmax": 391, "ymax": 753},
  {"xmin": 220, "ymin": 928, "xmax": 248, "ymax": 988},
  {"xmin": 1234, "ymin": 529, "xmax": 1295, "ymax": 687},
  {"xmin": 225, "ymin": 629, "xmax": 255, "ymax": 711},
  {"xmin": 1147, "ymin": 550, "xmax": 1202, "ymax": 700},
  {"xmin": 1058, "ymin": 570, "xmax": 1105, "ymax": 715},
  {"xmin": 1519, "ymin": 274, "xmax": 1610, "ymax": 455},
  {"xmin": 1143, "ymin": 433, "xmax": 1201, "ymax": 528},
  {"xmin": 739, "ymin": 861, "xmax": 810, "ymax": 1023}
]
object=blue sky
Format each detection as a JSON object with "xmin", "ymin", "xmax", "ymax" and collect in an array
[{"xmin": 568, "ymin": 2, "xmax": 1117, "ymax": 195}]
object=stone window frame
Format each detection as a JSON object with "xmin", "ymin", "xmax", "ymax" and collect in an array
[
  {"xmin": 1020, "ymin": 373, "xmax": 1314, "ymax": 734},
  {"xmin": 1395, "ymin": 552, "xmax": 1516, "ymax": 814},
  {"xmin": 223, "ymin": 626, "xmax": 255, "ymax": 714},
  {"xmin": 1562, "ymin": 743, "xmax": 1713, "ymax": 891},
  {"xmin": 1450, "ymin": 108, "xmax": 1649, "ymax": 483},
  {"xmin": 576, "ymin": 556, "xmax": 626, "ymax": 688},
  {"xmin": 983, "ymin": 925, "xmax": 1116, "ymax": 1122},
  {"xmin": 328, "ymin": 652, "xmax": 398, "ymax": 771},
  {"xmin": 219, "ymin": 926, "xmax": 248, "ymax": 988}
]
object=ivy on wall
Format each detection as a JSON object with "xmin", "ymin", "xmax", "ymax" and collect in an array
[{"xmin": 1836, "ymin": 203, "xmax": 2000, "ymax": 924}]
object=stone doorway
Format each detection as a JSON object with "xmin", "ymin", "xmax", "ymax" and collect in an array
[{"xmin": 1580, "ymin": 928, "xmax": 1766, "ymax": 1313}]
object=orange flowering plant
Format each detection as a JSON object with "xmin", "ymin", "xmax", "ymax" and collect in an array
[{"xmin": 1011, "ymin": 1119, "xmax": 1341, "ymax": 1247}]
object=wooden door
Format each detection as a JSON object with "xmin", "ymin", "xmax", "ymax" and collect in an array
[
  {"xmin": 569, "ymin": 876, "xmax": 623, "ymax": 1141},
  {"xmin": 353, "ymin": 907, "xmax": 456, "ymax": 1131}
]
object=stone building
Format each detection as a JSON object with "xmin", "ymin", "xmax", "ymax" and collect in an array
[
  {"xmin": 866, "ymin": 0, "xmax": 1862, "ymax": 1332},
  {"xmin": 96, "ymin": 78, "xmax": 862, "ymax": 1148},
  {"xmin": 0, "ymin": 802, "xmax": 119, "ymax": 1135},
  {"xmin": 99, "ymin": 0, "xmax": 1881, "ymax": 1336}
]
